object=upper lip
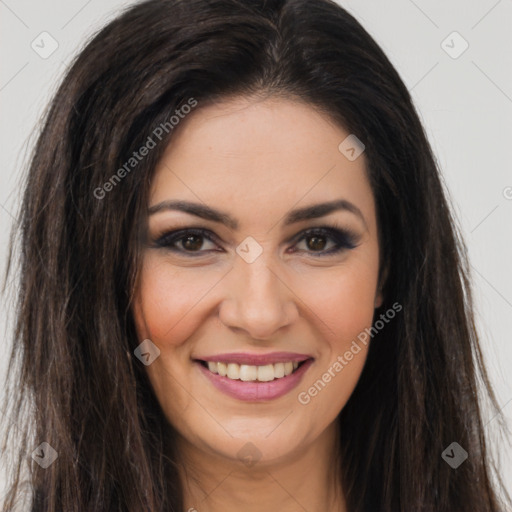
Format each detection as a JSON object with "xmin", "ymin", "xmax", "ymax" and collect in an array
[{"xmin": 195, "ymin": 352, "xmax": 313, "ymax": 366}]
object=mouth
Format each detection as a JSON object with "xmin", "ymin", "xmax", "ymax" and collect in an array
[{"xmin": 193, "ymin": 354, "xmax": 314, "ymax": 401}]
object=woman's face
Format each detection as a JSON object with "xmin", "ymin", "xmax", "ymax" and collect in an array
[{"xmin": 133, "ymin": 96, "xmax": 383, "ymax": 466}]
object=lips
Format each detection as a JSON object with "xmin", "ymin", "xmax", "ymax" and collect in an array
[{"xmin": 194, "ymin": 352, "xmax": 314, "ymax": 401}]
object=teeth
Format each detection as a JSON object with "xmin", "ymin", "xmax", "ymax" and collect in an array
[
  {"xmin": 257, "ymin": 364, "xmax": 274, "ymax": 382},
  {"xmin": 239, "ymin": 364, "xmax": 258, "ymax": 381},
  {"xmin": 217, "ymin": 362, "xmax": 227, "ymax": 377},
  {"xmin": 274, "ymin": 362, "xmax": 285, "ymax": 378},
  {"xmin": 227, "ymin": 363, "xmax": 239, "ymax": 380},
  {"xmin": 204, "ymin": 360, "xmax": 303, "ymax": 382}
]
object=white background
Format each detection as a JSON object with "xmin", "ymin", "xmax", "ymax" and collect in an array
[{"xmin": 1, "ymin": 0, "xmax": 511, "ymax": 506}]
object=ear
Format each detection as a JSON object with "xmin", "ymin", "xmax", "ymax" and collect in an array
[
  {"xmin": 374, "ymin": 260, "xmax": 389, "ymax": 309},
  {"xmin": 374, "ymin": 289, "xmax": 384, "ymax": 309}
]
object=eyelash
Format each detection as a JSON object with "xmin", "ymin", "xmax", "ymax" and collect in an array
[{"xmin": 152, "ymin": 224, "xmax": 360, "ymax": 258}]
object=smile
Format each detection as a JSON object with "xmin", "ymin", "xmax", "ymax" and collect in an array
[{"xmin": 194, "ymin": 353, "xmax": 314, "ymax": 401}]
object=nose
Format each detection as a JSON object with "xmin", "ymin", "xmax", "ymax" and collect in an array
[{"xmin": 218, "ymin": 254, "xmax": 299, "ymax": 341}]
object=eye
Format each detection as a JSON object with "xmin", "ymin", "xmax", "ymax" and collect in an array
[
  {"xmin": 152, "ymin": 224, "xmax": 360, "ymax": 257},
  {"xmin": 153, "ymin": 228, "xmax": 220, "ymax": 255},
  {"xmin": 289, "ymin": 226, "xmax": 359, "ymax": 257}
]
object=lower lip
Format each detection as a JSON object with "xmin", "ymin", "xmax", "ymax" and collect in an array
[{"xmin": 196, "ymin": 359, "xmax": 314, "ymax": 402}]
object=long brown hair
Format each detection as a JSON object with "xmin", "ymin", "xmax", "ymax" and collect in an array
[{"xmin": 1, "ymin": 0, "xmax": 510, "ymax": 510}]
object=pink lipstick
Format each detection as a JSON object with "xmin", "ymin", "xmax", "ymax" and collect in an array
[{"xmin": 194, "ymin": 352, "xmax": 314, "ymax": 401}]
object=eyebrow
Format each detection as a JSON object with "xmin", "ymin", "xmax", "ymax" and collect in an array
[{"xmin": 148, "ymin": 198, "xmax": 367, "ymax": 230}]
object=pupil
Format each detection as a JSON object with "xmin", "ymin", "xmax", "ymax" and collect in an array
[
  {"xmin": 307, "ymin": 235, "xmax": 326, "ymax": 251},
  {"xmin": 183, "ymin": 235, "xmax": 202, "ymax": 251}
]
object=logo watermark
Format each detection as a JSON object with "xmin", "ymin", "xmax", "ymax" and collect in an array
[{"xmin": 441, "ymin": 442, "xmax": 468, "ymax": 469}]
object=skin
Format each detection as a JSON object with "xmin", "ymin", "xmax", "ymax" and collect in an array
[{"xmin": 132, "ymin": 95, "xmax": 384, "ymax": 512}]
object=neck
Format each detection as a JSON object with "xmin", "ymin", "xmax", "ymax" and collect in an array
[{"xmin": 176, "ymin": 420, "xmax": 347, "ymax": 512}]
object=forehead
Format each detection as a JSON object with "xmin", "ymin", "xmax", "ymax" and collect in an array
[{"xmin": 149, "ymin": 97, "xmax": 376, "ymax": 232}]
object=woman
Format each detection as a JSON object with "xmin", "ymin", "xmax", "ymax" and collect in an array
[{"xmin": 1, "ymin": 0, "xmax": 509, "ymax": 510}]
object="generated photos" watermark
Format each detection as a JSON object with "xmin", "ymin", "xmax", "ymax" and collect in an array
[
  {"xmin": 94, "ymin": 97, "xmax": 198, "ymax": 200},
  {"xmin": 297, "ymin": 301, "xmax": 402, "ymax": 405}
]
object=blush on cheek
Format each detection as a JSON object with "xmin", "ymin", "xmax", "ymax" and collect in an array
[
  {"xmin": 132, "ymin": 266, "xmax": 188, "ymax": 345},
  {"xmin": 305, "ymin": 273, "xmax": 377, "ymax": 347},
  {"xmin": 134, "ymin": 260, "xmax": 219, "ymax": 348},
  {"xmin": 337, "ymin": 292, "xmax": 375, "ymax": 344},
  {"xmin": 136, "ymin": 294, "xmax": 196, "ymax": 348}
]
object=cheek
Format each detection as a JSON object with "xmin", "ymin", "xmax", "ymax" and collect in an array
[
  {"xmin": 131, "ymin": 257, "xmax": 211, "ymax": 416},
  {"xmin": 294, "ymin": 250, "xmax": 378, "ymax": 415},
  {"xmin": 132, "ymin": 255, "xmax": 213, "ymax": 344},
  {"xmin": 303, "ymin": 254, "xmax": 380, "ymax": 346},
  {"xmin": 321, "ymin": 276, "xmax": 374, "ymax": 336}
]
